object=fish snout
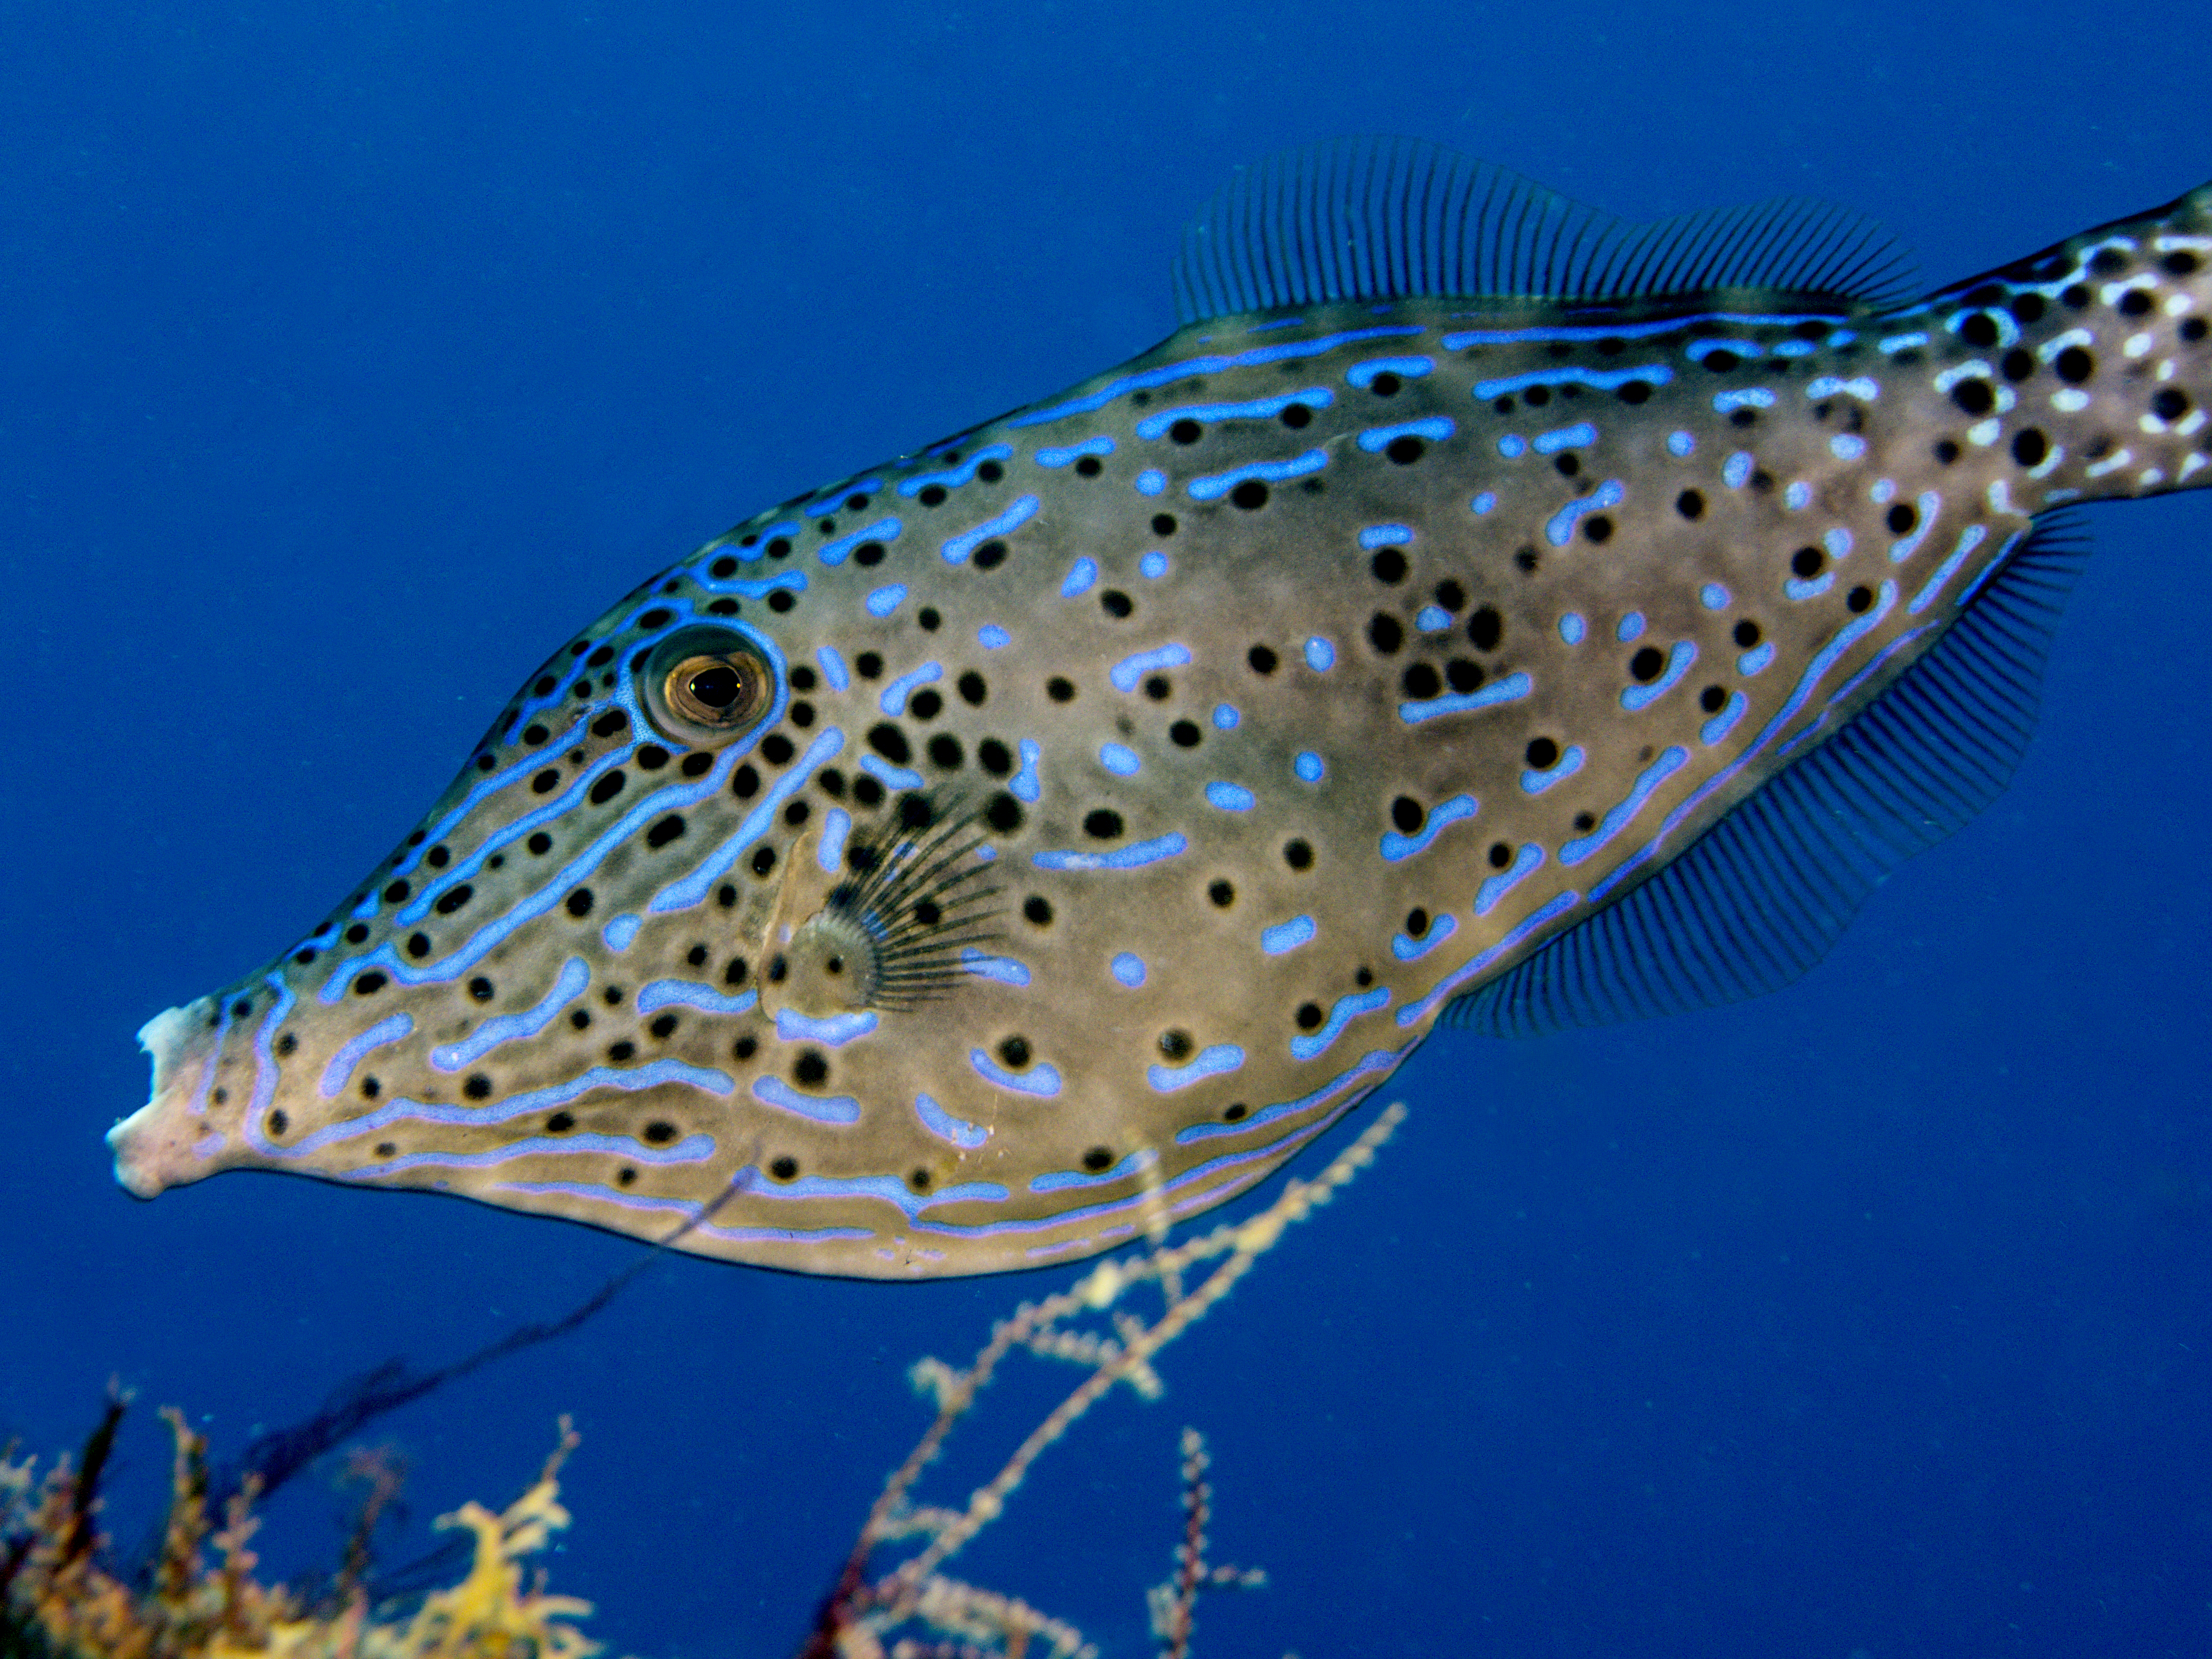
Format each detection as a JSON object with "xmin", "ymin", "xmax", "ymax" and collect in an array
[{"xmin": 108, "ymin": 998, "xmax": 222, "ymax": 1199}]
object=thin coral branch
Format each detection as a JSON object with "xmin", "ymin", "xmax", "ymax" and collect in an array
[{"xmin": 805, "ymin": 1101, "xmax": 1405, "ymax": 1659}]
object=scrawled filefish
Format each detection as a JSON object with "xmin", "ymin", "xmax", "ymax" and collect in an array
[{"xmin": 110, "ymin": 141, "xmax": 2212, "ymax": 1277}]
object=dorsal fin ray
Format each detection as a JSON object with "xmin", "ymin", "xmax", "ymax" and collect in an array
[
  {"xmin": 1443, "ymin": 511, "xmax": 2095, "ymax": 1038},
  {"xmin": 1172, "ymin": 138, "xmax": 1921, "ymax": 324}
]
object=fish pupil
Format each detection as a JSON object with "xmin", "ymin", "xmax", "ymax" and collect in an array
[{"xmin": 687, "ymin": 664, "xmax": 743, "ymax": 708}]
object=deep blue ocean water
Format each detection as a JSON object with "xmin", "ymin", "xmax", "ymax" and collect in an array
[{"xmin": 6, "ymin": 5, "xmax": 2209, "ymax": 1654}]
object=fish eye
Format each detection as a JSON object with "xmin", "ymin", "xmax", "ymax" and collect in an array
[{"xmin": 638, "ymin": 625, "xmax": 778, "ymax": 748}]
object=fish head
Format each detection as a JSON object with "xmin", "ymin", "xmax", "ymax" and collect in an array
[{"xmin": 108, "ymin": 552, "xmax": 1055, "ymax": 1272}]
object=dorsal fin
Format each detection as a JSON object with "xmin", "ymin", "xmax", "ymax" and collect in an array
[
  {"xmin": 1171, "ymin": 137, "xmax": 1921, "ymax": 324},
  {"xmin": 1443, "ymin": 511, "xmax": 2094, "ymax": 1038}
]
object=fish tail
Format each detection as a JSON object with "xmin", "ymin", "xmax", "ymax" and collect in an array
[{"xmin": 1904, "ymin": 181, "xmax": 2210, "ymax": 506}]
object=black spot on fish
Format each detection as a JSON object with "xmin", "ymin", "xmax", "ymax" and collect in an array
[
  {"xmin": 794, "ymin": 1051, "xmax": 828, "ymax": 1086},
  {"xmin": 1525, "ymin": 738, "xmax": 1558, "ymax": 769},
  {"xmin": 1370, "ymin": 546, "xmax": 1408, "ymax": 583},
  {"xmin": 1248, "ymin": 644, "xmax": 1279, "ymax": 674},
  {"xmin": 566, "ymin": 888, "xmax": 594, "ymax": 918},
  {"xmin": 1791, "ymin": 546, "xmax": 1824, "ymax": 578},
  {"xmin": 1230, "ymin": 480, "xmax": 1269, "ymax": 509},
  {"xmin": 1024, "ymin": 895, "xmax": 1053, "ymax": 926},
  {"xmin": 1170, "ymin": 719, "xmax": 1201, "ymax": 747},
  {"xmin": 2012, "ymin": 429, "xmax": 2050, "ymax": 466},
  {"xmin": 1284, "ymin": 838, "xmax": 1313, "ymax": 870},
  {"xmin": 1084, "ymin": 809, "xmax": 1124, "ymax": 839},
  {"xmin": 1208, "ymin": 879, "xmax": 1235, "ymax": 908},
  {"xmin": 1951, "ymin": 379, "xmax": 1995, "ymax": 416},
  {"xmin": 1630, "ymin": 646, "xmax": 1665, "ymax": 682}
]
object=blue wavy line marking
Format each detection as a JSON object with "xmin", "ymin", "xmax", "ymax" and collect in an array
[
  {"xmin": 1724, "ymin": 452, "xmax": 1754, "ymax": 488},
  {"xmin": 1304, "ymin": 636, "xmax": 1336, "ymax": 671},
  {"xmin": 751, "ymin": 1167, "xmax": 1012, "ymax": 1222},
  {"xmin": 1700, "ymin": 583, "xmax": 1731, "ymax": 610},
  {"xmin": 1358, "ymin": 417, "xmax": 1455, "ymax": 452},
  {"xmin": 1111, "ymin": 952, "xmax": 1147, "ymax": 987},
  {"xmin": 277, "ymin": 1059, "xmax": 736, "ymax": 1160},
  {"xmin": 433, "ymin": 960, "xmax": 591, "ymax": 1072},
  {"xmin": 357, "ymin": 1131, "xmax": 719, "ymax": 1181},
  {"xmin": 1110, "ymin": 643, "xmax": 1192, "ymax": 691},
  {"xmin": 1359, "ymin": 522, "xmax": 1412, "ymax": 548},
  {"xmin": 753, "ymin": 1074, "xmax": 861, "ymax": 1124},
  {"xmin": 1009, "ymin": 326, "xmax": 1423, "ymax": 428},
  {"xmin": 860, "ymin": 753, "xmax": 923, "ymax": 790},
  {"xmin": 1520, "ymin": 746, "xmax": 1584, "ymax": 794},
  {"xmin": 1261, "ymin": 915, "xmax": 1315, "ymax": 955},
  {"xmin": 1474, "ymin": 843, "xmax": 1546, "ymax": 917},
  {"xmin": 1205, "ymin": 781, "xmax": 1256, "ymax": 811},
  {"xmin": 702, "ymin": 568, "xmax": 807, "ymax": 599},
  {"xmin": 1011, "ymin": 738, "xmax": 1041, "ymax": 803},
  {"xmin": 899, "ymin": 442, "xmax": 1013, "ymax": 496},
  {"xmin": 649, "ymin": 728, "xmax": 846, "ymax": 913},
  {"xmin": 1380, "ymin": 793, "xmax": 1477, "ymax": 862},
  {"xmin": 1909, "ymin": 524, "xmax": 1991, "ymax": 614},
  {"xmin": 1136, "ymin": 468, "xmax": 1166, "ymax": 495},
  {"xmin": 1546, "ymin": 479, "xmax": 1624, "ymax": 546},
  {"xmin": 1592, "ymin": 583, "xmax": 1909, "ymax": 905},
  {"xmin": 1786, "ymin": 574, "xmax": 1834, "ymax": 602},
  {"xmin": 1416, "ymin": 604, "xmax": 1452, "ymax": 631},
  {"xmin": 1532, "ymin": 421, "xmax": 1596, "ymax": 454},
  {"xmin": 1701, "ymin": 692, "xmax": 1748, "ymax": 745},
  {"xmin": 1135, "ymin": 387, "xmax": 1332, "ymax": 439},
  {"xmin": 959, "ymin": 946, "xmax": 1032, "ymax": 986},
  {"xmin": 1621, "ymin": 641, "xmax": 1697, "ymax": 711},
  {"xmin": 816, "ymin": 646, "xmax": 849, "ymax": 690},
  {"xmin": 774, "ymin": 1009, "xmax": 879, "ymax": 1046},
  {"xmin": 1398, "ymin": 671, "xmax": 1532, "ymax": 725},
  {"xmin": 1346, "ymin": 355, "xmax": 1433, "ymax": 387},
  {"xmin": 1560, "ymin": 748, "xmax": 1690, "ymax": 868},
  {"xmin": 1713, "ymin": 388, "xmax": 1776, "ymax": 413},
  {"xmin": 1668, "ymin": 430, "xmax": 1696, "ymax": 456},
  {"xmin": 1888, "ymin": 490, "xmax": 1942, "ymax": 564},
  {"xmin": 866, "ymin": 584, "xmax": 907, "ymax": 617},
  {"xmin": 1618, "ymin": 612, "xmax": 1645, "ymax": 642},
  {"xmin": 1391, "ymin": 912, "xmax": 1458, "ymax": 961},
  {"xmin": 1061, "ymin": 556, "xmax": 1098, "ymax": 597},
  {"xmin": 818, "ymin": 806, "xmax": 851, "ymax": 872},
  {"xmin": 1030, "ymin": 1146, "xmax": 1151, "ymax": 1194},
  {"xmin": 1036, "ymin": 436, "xmax": 1115, "ymax": 466},
  {"xmin": 1187, "ymin": 449, "xmax": 1328, "ymax": 501},
  {"xmin": 915, "ymin": 1092, "xmax": 990, "ymax": 1149},
  {"xmin": 636, "ymin": 979, "xmax": 758, "ymax": 1016},
  {"xmin": 1294, "ymin": 751, "xmax": 1325, "ymax": 782},
  {"xmin": 1400, "ymin": 889, "xmax": 1582, "ymax": 1026},
  {"xmin": 1468, "ymin": 362, "xmax": 1674, "ymax": 398},
  {"xmin": 880, "ymin": 661, "xmax": 943, "ymax": 714},
  {"xmin": 942, "ymin": 494, "xmax": 1039, "ymax": 563},
  {"xmin": 818, "ymin": 516, "xmax": 901, "ymax": 566},
  {"xmin": 1559, "ymin": 612, "xmax": 1586, "ymax": 644},
  {"xmin": 602, "ymin": 914, "xmax": 642, "ymax": 952},
  {"xmin": 1100, "ymin": 743, "xmax": 1141, "ymax": 776},
  {"xmin": 1031, "ymin": 833, "xmax": 1187, "ymax": 872},
  {"xmin": 1289, "ymin": 986, "xmax": 1391, "ymax": 1061},
  {"xmin": 1738, "ymin": 642, "xmax": 1775, "ymax": 675},
  {"xmin": 1176, "ymin": 1043, "xmax": 1404, "ymax": 1146},
  {"xmin": 971, "ymin": 1049, "xmax": 1063, "ymax": 1097},
  {"xmin": 1149, "ymin": 1045, "xmax": 1245, "ymax": 1093},
  {"xmin": 978, "ymin": 623, "xmax": 1011, "ymax": 648},
  {"xmin": 321, "ymin": 1012, "xmax": 415, "ymax": 1099}
]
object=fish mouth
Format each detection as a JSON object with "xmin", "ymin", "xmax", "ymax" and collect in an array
[{"xmin": 108, "ymin": 997, "xmax": 221, "ymax": 1200}]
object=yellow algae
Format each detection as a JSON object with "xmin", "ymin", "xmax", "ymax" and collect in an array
[
  {"xmin": 3, "ymin": 1404, "xmax": 596, "ymax": 1659},
  {"xmin": 12, "ymin": 1106, "xmax": 1401, "ymax": 1659}
]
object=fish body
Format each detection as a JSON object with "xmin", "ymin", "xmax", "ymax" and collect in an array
[{"xmin": 110, "ymin": 147, "xmax": 2212, "ymax": 1277}]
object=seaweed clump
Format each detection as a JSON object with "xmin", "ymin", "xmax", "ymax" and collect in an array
[{"xmin": 2, "ymin": 1392, "xmax": 595, "ymax": 1659}]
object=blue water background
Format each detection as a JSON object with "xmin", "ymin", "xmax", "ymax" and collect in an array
[{"xmin": 5, "ymin": 4, "xmax": 2209, "ymax": 1654}]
